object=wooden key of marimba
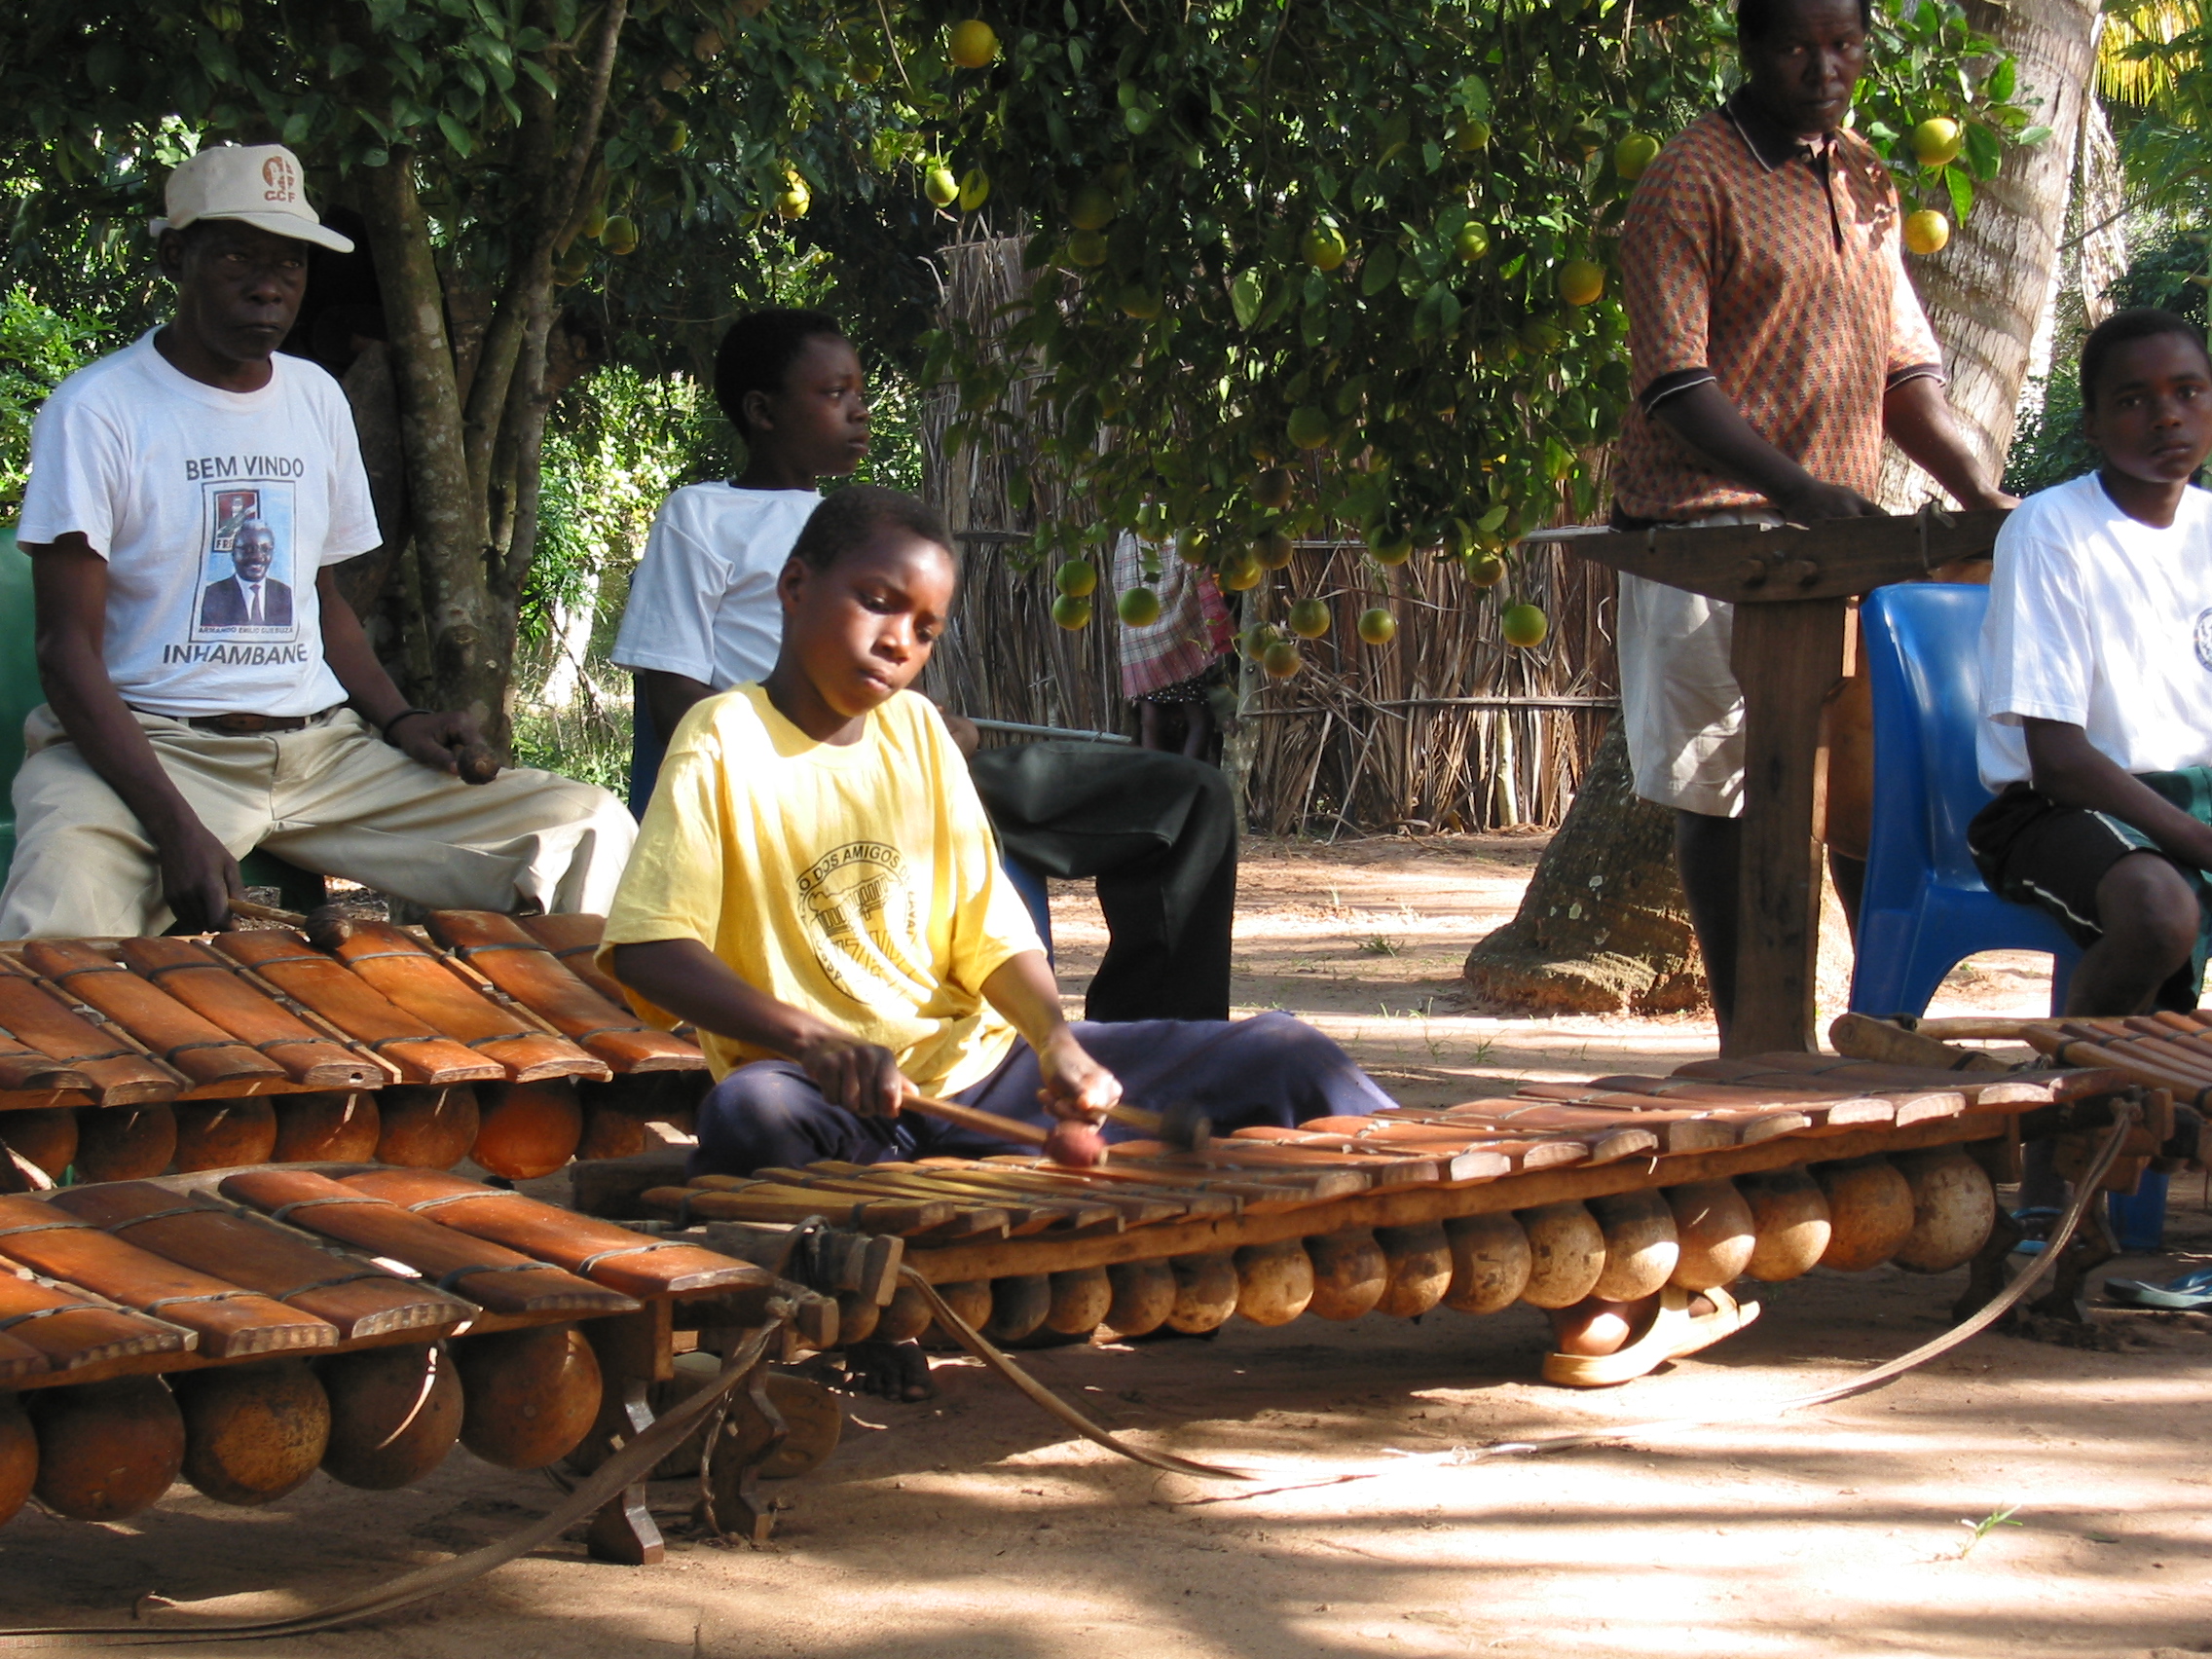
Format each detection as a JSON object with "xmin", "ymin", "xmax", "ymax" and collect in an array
[
  {"xmin": 0, "ymin": 1194, "xmax": 336, "ymax": 1357},
  {"xmin": 0, "ymin": 956, "xmax": 181, "ymax": 1104},
  {"xmin": 219, "ymin": 1169, "xmax": 642, "ymax": 1318},
  {"xmin": 210, "ymin": 933, "xmax": 502, "ymax": 1086},
  {"xmin": 14, "ymin": 942, "xmax": 286, "ymax": 1093},
  {"xmin": 45, "ymin": 1182, "xmax": 469, "ymax": 1342},
  {"xmin": 112, "ymin": 938, "xmax": 387, "ymax": 1090},
  {"xmin": 313, "ymin": 920, "xmax": 610, "ymax": 1084},
  {"xmin": 425, "ymin": 911, "xmax": 703, "ymax": 1075}
]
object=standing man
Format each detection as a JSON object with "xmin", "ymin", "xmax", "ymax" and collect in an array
[
  {"xmin": 1611, "ymin": 0, "xmax": 2014, "ymax": 1042},
  {"xmin": 0, "ymin": 144, "xmax": 635, "ymax": 938}
]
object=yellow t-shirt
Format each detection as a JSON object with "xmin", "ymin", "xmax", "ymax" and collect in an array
[{"xmin": 598, "ymin": 683, "xmax": 1042, "ymax": 1094}]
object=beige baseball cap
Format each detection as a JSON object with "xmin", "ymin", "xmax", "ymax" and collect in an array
[{"xmin": 149, "ymin": 143, "xmax": 354, "ymax": 253}]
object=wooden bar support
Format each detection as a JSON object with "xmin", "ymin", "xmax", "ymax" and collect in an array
[{"xmin": 1728, "ymin": 598, "xmax": 1848, "ymax": 1055}]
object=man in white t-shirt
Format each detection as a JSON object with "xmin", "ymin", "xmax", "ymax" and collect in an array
[
  {"xmin": 1970, "ymin": 308, "xmax": 2212, "ymax": 1015},
  {"xmin": 0, "ymin": 144, "xmax": 635, "ymax": 938}
]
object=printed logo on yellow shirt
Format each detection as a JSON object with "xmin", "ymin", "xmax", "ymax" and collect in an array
[{"xmin": 798, "ymin": 841, "xmax": 920, "ymax": 1003}]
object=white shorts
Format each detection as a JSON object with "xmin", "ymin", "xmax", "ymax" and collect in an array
[{"xmin": 1614, "ymin": 510, "xmax": 1784, "ymax": 820}]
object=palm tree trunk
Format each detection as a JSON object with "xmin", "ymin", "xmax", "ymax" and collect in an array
[{"xmin": 1879, "ymin": 0, "xmax": 2102, "ymax": 506}]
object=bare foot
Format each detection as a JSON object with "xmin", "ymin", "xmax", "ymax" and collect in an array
[{"xmin": 834, "ymin": 1340, "xmax": 936, "ymax": 1402}]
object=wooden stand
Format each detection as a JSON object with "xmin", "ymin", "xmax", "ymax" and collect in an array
[{"xmin": 1545, "ymin": 509, "xmax": 2009, "ymax": 1054}]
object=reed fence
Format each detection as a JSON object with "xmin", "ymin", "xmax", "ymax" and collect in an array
[{"xmin": 919, "ymin": 235, "xmax": 1618, "ymax": 833}]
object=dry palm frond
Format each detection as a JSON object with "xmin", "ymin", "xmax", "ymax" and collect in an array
[{"xmin": 2100, "ymin": 0, "xmax": 2204, "ymax": 108}]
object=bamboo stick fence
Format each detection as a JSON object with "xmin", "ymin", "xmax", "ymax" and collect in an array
[{"xmin": 919, "ymin": 236, "xmax": 1618, "ymax": 832}]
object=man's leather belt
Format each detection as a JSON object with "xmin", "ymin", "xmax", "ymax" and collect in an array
[{"xmin": 181, "ymin": 713, "xmax": 312, "ymax": 735}]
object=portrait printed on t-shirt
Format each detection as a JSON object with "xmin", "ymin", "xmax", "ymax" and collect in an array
[{"xmin": 192, "ymin": 484, "xmax": 298, "ymax": 639}]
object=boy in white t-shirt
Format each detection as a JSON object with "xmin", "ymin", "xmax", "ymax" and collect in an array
[
  {"xmin": 0, "ymin": 145, "xmax": 634, "ymax": 938},
  {"xmin": 1971, "ymin": 308, "xmax": 2212, "ymax": 1014}
]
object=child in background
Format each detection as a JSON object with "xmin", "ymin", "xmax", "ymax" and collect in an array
[{"xmin": 1971, "ymin": 308, "xmax": 2212, "ymax": 1016}]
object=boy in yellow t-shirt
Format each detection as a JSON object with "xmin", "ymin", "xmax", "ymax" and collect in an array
[{"xmin": 602, "ymin": 486, "xmax": 1393, "ymax": 1187}]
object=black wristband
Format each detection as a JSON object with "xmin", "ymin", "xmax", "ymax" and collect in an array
[{"xmin": 380, "ymin": 707, "xmax": 436, "ymax": 743}]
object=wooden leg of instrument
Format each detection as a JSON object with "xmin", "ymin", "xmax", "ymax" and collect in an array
[
  {"xmin": 980, "ymin": 1275, "xmax": 1051, "ymax": 1344},
  {"xmin": 1664, "ymin": 1180, "xmax": 1758, "ymax": 1291},
  {"xmin": 1740, "ymin": 1167, "xmax": 1831, "ymax": 1281},
  {"xmin": 2029, "ymin": 1200, "xmax": 2116, "ymax": 1326},
  {"xmin": 1588, "ymin": 1191, "xmax": 1680, "ymax": 1302},
  {"xmin": 1103, "ymin": 1261, "xmax": 1176, "ymax": 1337},
  {"xmin": 1890, "ymin": 1148, "xmax": 1997, "ymax": 1274},
  {"xmin": 1517, "ymin": 1201, "xmax": 1605, "ymax": 1309},
  {"xmin": 271, "ymin": 1090, "xmax": 380, "ymax": 1162},
  {"xmin": 582, "ymin": 1307, "xmax": 672, "ymax": 1566},
  {"xmin": 172, "ymin": 1097, "xmax": 279, "ymax": 1172},
  {"xmin": 1374, "ymin": 1223, "xmax": 1452, "ymax": 1317},
  {"xmin": 1304, "ymin": 1228, "xmax": 1387, "ymax": 1321},
  {"xmin": 1045, "ymin": 1267, "xmax": 1113, "ymax": 1336},
  {"xmin": 1234, "ymin": 1238, "xmax": 1314, "ymax": 1326},
  {"xmin": 1165, "ymin": 1254, "xmax": 1238, "ymax": 1334},
  {"xmin": 1953, "ymin": 1202, "xmax": 2025, "ymax": 1323},
  {"xmin": 698, "ymin": 1363, "xmax": 784, "ymax": 1546},
  {"xmin": 72, "ymin": 1105, "xmax": 177, "ymax": 1183},
  {"xmin": 1814, "ymin": 1155, "xmax": 1916, "ymax": 1272},
  {"xmin": 0, "ymin": 1109, "xmax": 77, "ymax": 1180},
  {"xmin": 1442, "ymin": 1212, "xmax": 1531, "ymax": 1313}
]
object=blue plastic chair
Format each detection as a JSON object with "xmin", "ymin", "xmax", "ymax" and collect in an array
[{"xmin": 1849, "ymin": 583, "xmax": 2081, "ymax": 1019}]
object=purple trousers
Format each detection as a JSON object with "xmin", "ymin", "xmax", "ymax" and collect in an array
[{"xmin": 687, "ymin": 1011, "xmax": 1394, "ymax": 1177}]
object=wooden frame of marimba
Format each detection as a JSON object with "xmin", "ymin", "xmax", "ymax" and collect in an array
[{"xmin": 1540, "ymin": 508, "xmax": 2011, "ymax": 1055}]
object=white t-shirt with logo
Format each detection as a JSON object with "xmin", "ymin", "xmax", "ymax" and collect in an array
[
  {"xmin": 609, "ymin": 485, "xmax": 821, "ymax": 690},
  {"xmin": 1978, "ymin": 472, "xmax": 2212, "ymax": 789},
  {"xmin": 17, "ymin": 331, "xmax": 381, "ymax": 718}
]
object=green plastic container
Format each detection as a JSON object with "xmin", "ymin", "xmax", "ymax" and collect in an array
[{"xmin": 0, "ymin": 528, "xmax": 44, "ymax": 883}]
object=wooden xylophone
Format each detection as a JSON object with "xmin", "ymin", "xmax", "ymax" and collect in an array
[
  {"xmin": 0, "ymin": 912, "xmax": 707, "ymax": 1188},
  {"xmin": 625, "ymin": 1054, "xmax": 2131, "ymax": 1352},
  {"xmin": 0, "ymin": 1162, "xmax": 841, "ymax": 1561}
]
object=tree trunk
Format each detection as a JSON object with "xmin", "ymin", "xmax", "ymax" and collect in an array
[
  {"xmin": 1461, "ymin": 719, "xmax": 1707, "ymax": 1014},
  {"xmin": 1878, "ymin": 0, "xmax": 2102, "ymax": 508}
]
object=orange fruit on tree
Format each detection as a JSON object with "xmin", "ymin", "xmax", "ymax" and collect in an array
[
  {"xmin": 1357, "ymin": 608, "xmax": 1397, "ymax": 645},
  {"xmin": 1463, "ymin": 553, "xmax": 1506, "ymax": 587},
  {"xmin": 1558, "ymin": 259, "xmax": 1604, "ymax": 307},
  {"xmin": 1220, "ymin": 551, "xmax": 1262, "ymax": 591},
  {"xmin": 1262, "ymin": 639, "xmax": 1304, "ymax": 679},
  {"xmin": 1501, "ymin": 603, "xmax": 1548, "ymax": 648},
  {"xmin": 1904, "ymin": 209, "xmax": 1950, "ymax": 255},
  {"xmin": 1910, "ymin": 118, "xmax": 1962, "ymax": 168},
  {"xmin": 1067, "ymin": 228, "xmax": 1110, "ymax": 266},
  {"xmin": 1069, "ymin": 183, "xmax": 1118, "ymax": 231},
  {"xmin": 1253, "ymin": 466, "xmax": 1295, "ymax": 509},
  {"xmin": 1302, "ymin": 223, "xmax": 1349, "ymax": 271},
  {"xmin": 1287, "ymin": 597, "xmax": 1331, "ymax": 639},
  {"xmin": 1054, "ymin": 559, "xmax": 1096, "ymax": 598},
  {"xmin": 1455, "ymin": 223, "xmax": 1490, "ymax": 263},
  {"xmin": 924, "ymin": 166, "xmax": 959, "ymax": 207},
  {"xmin": 1287, "ymin": 405, "xmax": 1333, "ymax": 450},
  {"xmin": 1254, "ymin": 528, "xmax": 1295, "ymax": 569},
  {"xmin": 948, "ymin": 18, "xmax": 999, "ymax": 67},
  {"xmin": 1051, "ymin": 593, "xmax": 1092, "ymax": 630},
  {"xmin": 1615, "ymin": 132, "xmax": 1660, "ymax": 180},
  {"xmin": 1116, "ymin": 586, "xmax": 1162, "ymax": 627}
]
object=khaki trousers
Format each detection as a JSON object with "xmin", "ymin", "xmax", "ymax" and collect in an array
[{"xmin": 0, "ymin": 705, "xmax": 637, "ymax": 939}]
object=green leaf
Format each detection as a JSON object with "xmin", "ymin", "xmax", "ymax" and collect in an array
[
  {"xmin": 1945, "ymin": 164, "xmax": 1973, "ymax": 221},
  {"xmin": 1987, "ymin": 55, "xmax": 2015, "ymax": 101},
  {"xmin": 1361, "ymin": 244, "xmax": 1399, "ymax": 296},
  {"xmin": 2017, "ymin": 125, "xmax": 2053, "ymax": 147},
  {"xmin": 1231, "ymin": 267, "xmax": 1264, "ymax": 328}
]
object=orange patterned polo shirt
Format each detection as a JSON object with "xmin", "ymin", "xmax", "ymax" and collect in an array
[{"xmin": 1610, "ymin": 93, "xmax": 1943, "ymax": 525}]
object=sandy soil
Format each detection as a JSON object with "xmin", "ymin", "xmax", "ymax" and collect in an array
[{"xmin": 4, "ymin": 833, "xmax": 2206, "ymax": 1659}]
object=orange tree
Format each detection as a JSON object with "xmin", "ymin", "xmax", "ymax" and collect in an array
[{"xmin": 910, "ymin": 0, "xmax": 2042, "ymax": 634}]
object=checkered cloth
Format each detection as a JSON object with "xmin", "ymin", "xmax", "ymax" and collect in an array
[
  {"xmin": 1112, "ymin": 533, "xmax": 1235, "ymax": 700},
  {"xmin": 1611, "ymin": 92, "xmax": 1944, "ymax": 524}
]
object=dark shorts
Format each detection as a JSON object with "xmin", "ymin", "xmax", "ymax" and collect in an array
[{"xmin": 1967, "ymin": 780, "xmax": 2212, "ymax": 1011}]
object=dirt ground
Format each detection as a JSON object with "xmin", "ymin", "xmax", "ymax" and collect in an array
[{"xmin": 5, "ymin": 832, "xmax": 2208, "ymax": 1658}]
